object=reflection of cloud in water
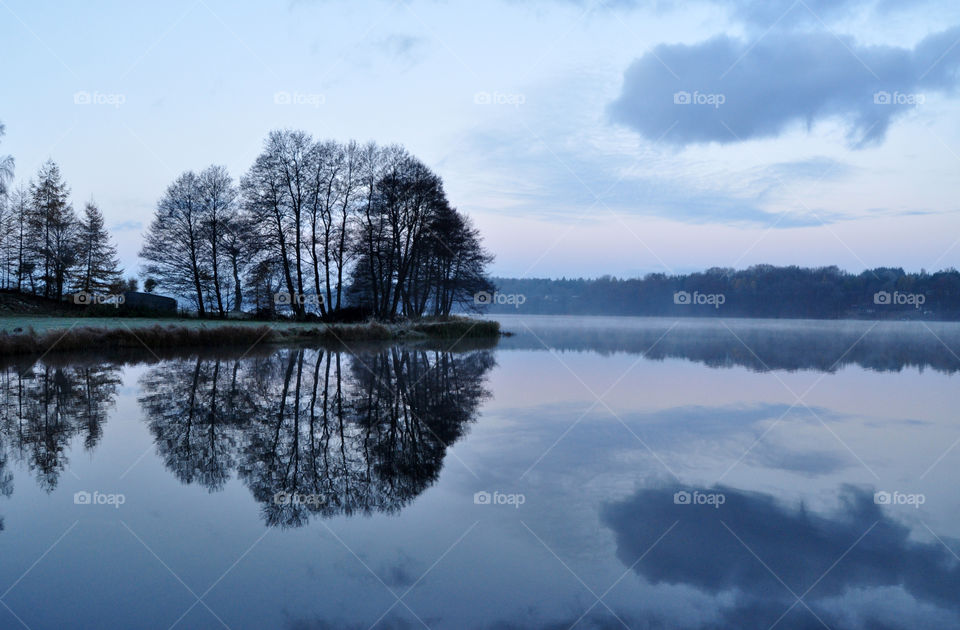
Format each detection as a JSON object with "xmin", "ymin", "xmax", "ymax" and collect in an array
[
  {"xmin": 484, "ymin": 402, "xmax": 856, "ymax": 481},
  {"xmin": 600, "ymin": 484, "xmax": 960, "ymax": 629}
]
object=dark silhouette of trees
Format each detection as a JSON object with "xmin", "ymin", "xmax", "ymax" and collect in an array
[
  {"xmin": 137, "ymin": 131, "xmax": 494, "ymax": 319},
  {"xmin": 0, "ymin": 123, "xmax": 128, "ymax": 297},
  {"xmin": 348, "ymin": 147, "xmax": 493, "ymax": 319},
  {"xmin": 0, "ymin": 151, "xmax": 124, "ymax": 298},
  {"xmin": 421, "ymin": 202, "xmax": 494, "ymax": 316},
  {"xmin": 1, "ymin": 124, "xmax": 492, "ymax": 316}
]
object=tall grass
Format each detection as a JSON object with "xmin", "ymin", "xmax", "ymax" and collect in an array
[
  {"xmin": 410, "ymin": 317, "xmax": 500, "ymax": 339},
  {"xmin": 0, "ymin": 318, "xmax": 501, "ymax": 358},
  {"xmin": 0, "ymin": 324, "xmax": 279, "ymax": 357}
]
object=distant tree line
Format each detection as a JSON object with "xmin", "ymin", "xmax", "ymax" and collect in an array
[
  {"xmin": 140, "ymin": 130, "xmax": 494, "ymax": 319},
  {"xmin": 485, "ymin": 266, "xmax": 960, "ymax": 319},
  {"xmin": 0, "ymin": 123, "xmax": 127, "ymax": 299}
]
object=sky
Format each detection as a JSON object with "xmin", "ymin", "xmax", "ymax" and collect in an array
[{"xmin": 1, "ymin": 0, "xmax": 959, "ymax": 279}]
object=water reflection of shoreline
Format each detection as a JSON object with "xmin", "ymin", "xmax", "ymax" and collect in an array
[
  {"xmin": 0, "ymin": 362, "xmax": 121, "ymax": 494},
  {"xmin": 0, "ymin": 345, "xmax": 494, "ymax": 529},
  {"xmin": 497, "ymin": 317, "xmax": 960, "ymax": 373}
]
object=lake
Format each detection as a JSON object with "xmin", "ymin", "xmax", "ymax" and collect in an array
[{"xmin": 0, "ymin": 315, "xmax": 958, "ymax": 629}]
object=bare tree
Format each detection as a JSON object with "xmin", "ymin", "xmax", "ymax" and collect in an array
[
  {"xmin": 221, "ymin": 210, "xmax": 251, "ymax": 312},
  {"xmin": 331, "ymin": 140, "xmax": 362, "ymax": 310},
  {"xmin": 198, "ymin": 165, "xmax": 237, "ymax": 317},
  {"xmin": 241, "ymin": 134, "xmax": 309, "ymax": 318},
  {"xmin": 304, "ymin": 140, "xmax": 339, "ymax": 317},
  {"xmin": 140, "ymin": 171, "xmax": 209, "ymax": 315}
]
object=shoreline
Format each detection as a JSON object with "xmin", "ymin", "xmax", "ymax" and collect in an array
[{"xmin": 0, "ymin": 317, "xmax": 502, "ymax": 358}]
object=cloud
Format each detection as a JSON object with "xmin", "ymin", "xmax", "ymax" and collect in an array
[
  {"xmin": 462, "ymin": 125, "xmax": 835, "ymax": 226},
  {"xmin": 714, "ymin": 0, "xmax": 927, "ymax": 28},
  {"xmin": 609, "ymin": 26, "xmax": 960, "ymax": 147},
  {"xmin": 763, "ymin": 156, "xmax": 853, "ymax": 182},
  {"xmin": 550, "ymin": 0, "xmax": 945, "ymax": 28}
]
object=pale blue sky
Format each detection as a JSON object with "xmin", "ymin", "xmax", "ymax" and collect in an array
[{"xmin": 2, "ymin": 0, "xmax": 959, "ymax": 278}]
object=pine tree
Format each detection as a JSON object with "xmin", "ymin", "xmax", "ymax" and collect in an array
[
  {"xmin": 28, "ymin": 160, "xmax": 77, "ymax": 300},
  {"xmin": 74, "ymin": 201, "xmax": 122, "ymax": 294}
]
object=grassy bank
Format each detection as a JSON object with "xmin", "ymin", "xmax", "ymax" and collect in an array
[{"xmin": 0, "ymin": 316, "xmax": 501, "ymax": 358}]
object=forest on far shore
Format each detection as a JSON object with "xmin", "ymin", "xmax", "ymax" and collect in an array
[{"xmin": 484, "ymin": 266, "xmax": 960, "ymax": 319}]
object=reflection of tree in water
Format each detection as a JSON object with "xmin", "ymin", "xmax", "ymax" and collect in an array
[
  {"xmin": 139, "ymin": 357, "xmax": 255, "ymax": 491},
  {"xmin": 0, "ymin": 361, "xmax": 121, "ymax": 528},
  {"xmin": 500, "ymin": 321, "xmax": 960, "ymax": 374},
  {"xmin": 138, "ymin": 347, "xmax": 494, "ymax": 527}
]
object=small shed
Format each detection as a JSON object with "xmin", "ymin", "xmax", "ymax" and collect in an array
[{"xmin": 122, "ymin": 291, "xmax": 177, "ymax": 314}]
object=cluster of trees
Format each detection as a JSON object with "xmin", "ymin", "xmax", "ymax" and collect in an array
[
  {"xmin": 141, "ymin": 130, "xmax": 493, "ymax": 319},
  {"xmin": 488, "ymin": 266, "xmax": 960, "ymax": 319},
  {"xmin": 0, "ymin": 123, "xmax": 126, "ymax": 299}
]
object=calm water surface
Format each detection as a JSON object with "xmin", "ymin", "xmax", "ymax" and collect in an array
[{"xmin": 0, "ymin": 315, "xmax": 958, "ymax": 629}]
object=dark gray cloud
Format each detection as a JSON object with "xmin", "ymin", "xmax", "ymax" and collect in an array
[{"xmin": 609, "ymin": 26, "xmax": 960, "ymax": 147}]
